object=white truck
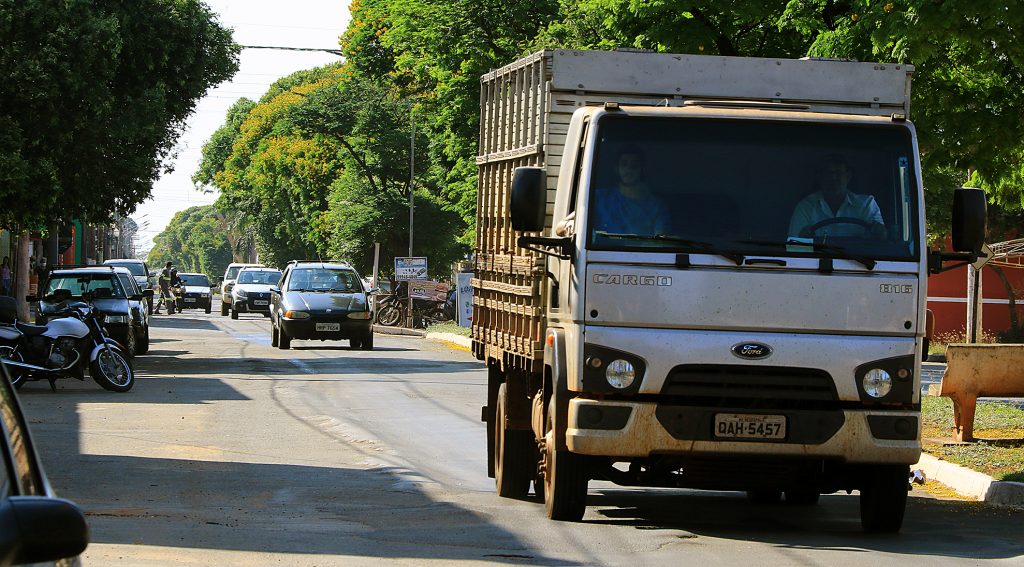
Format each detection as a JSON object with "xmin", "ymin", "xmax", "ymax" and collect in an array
[{"xmin": 472, "ymin": 50, "xmax": 986, "ymax": 532}]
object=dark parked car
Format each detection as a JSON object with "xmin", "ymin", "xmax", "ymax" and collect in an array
[
  {"xmin": 175, "ymin": 272, "xmax": 213, "ymax": 314},
  {"xmin": 0, "ymin": 363, "xmax": 89, "ymax": 565},
  {"xmin": 34, "ymin": 266, "xmax": 152, "ymax": 357},
  {"xmin": 103, "ymin": 259, "xmax": 153, "ymax": 314},
  {"xmin": 111, "ymin": 267, "xmax": 151, "ymax": 355},
  {"xmin": 230, "ymin": 267, "xmax": 281, "ymax": 319},
  {"xmin": 270, "ymin": 261, "xmax": 375, "ymax": 350}
]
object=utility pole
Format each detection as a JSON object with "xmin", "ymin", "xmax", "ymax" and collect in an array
[{"xmin": 406, "ymin": 104, "xmax": 416, "ymax": 328}]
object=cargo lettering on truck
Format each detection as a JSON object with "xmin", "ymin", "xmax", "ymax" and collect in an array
[{"xmin": 592, "ymin": 274, "xmax": 672, "ymax": 286}]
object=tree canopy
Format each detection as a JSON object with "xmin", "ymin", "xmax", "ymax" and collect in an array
[
  {"xmin": 147, "ymin": 205, "xmax": 233, "ymax": 278},
  {"xmin": 0, "ymin": 0, "xmax": 239, "ymax": 229},
  {"xmin": 197, "ymin": 0, "xmax": 1024, "ymax": 271}
]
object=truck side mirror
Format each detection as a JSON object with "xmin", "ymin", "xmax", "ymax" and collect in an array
[
  {"xmin": 951, "ymin": 187, "xmax": 987, "ymax": 253},
  {"xmin": 510, "ymin": 167, "xmax": 547, "ymax": 232}
]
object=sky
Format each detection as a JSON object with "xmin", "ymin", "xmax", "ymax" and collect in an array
[{"xmin": 131, "ymin": 0, "xmax": 349, "ymax": 256}]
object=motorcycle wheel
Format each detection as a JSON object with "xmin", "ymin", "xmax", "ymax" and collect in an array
[
  {"xmin": 0, "ymin": 346, "xmax": 26, "ymax": 389},
  {"xmin": 377, "ymin": 305, "xmax": 402, "ymax": 326},
  {"xmin": 90, "ymin": 347, "xmax": 135, "ymax": 392}
]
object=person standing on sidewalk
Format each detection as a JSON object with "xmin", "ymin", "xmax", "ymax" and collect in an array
[{"xmin": 0, "ymin": 257, "xmax": 11, "ymax": 296}]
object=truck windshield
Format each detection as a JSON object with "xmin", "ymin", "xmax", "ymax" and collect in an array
[{"xmin": 586, "ymin": 117, "xmax": 919, "ymax": 261}]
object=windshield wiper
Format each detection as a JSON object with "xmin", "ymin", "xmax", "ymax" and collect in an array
[
  {"xmin": 595, "ymin": 232, "xmax": 745, "ymax": 265},
  {"xmin": 737, "ymin": 239, "xmax": 876, "ymax": 270}
]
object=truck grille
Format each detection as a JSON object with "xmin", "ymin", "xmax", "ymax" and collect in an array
[{"xmin": 661, "ymin": 364, "xmax": 837, "ymax": 407}]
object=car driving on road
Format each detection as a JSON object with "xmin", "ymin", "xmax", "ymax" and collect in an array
[
  {"xmin": 220, "ymin": 262, "xmax": 262, "ymax": 316},
  {"xmin": 230, "ymin": 267, "xmax": 281, "ymax": 319},
  {"xmin": 176, "ymin": 272, "xmax": 213, "ymax": 314},
  {"xmin": 270, "ymin": 261, "xmax": 375, "ymax": 350}
]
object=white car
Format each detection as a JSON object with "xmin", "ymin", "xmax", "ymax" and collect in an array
[
  {"xmin": 220, "ymin": 262, "xmax": 262, "ymax": 316},
  {"xmin": 230, "ymin": 267, "xmax": 282, "ymax": 319}
]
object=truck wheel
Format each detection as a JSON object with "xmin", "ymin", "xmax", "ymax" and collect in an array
[
  {"xmin": 543, "ymin": 407, "xmax": 588, "ymax": 520},
  {"xmin": 784, "ymin": 489, "xmax": 820, "ymax": 506},
  {"xmin": 860, "ymin": 465, "xmax": 909, "ymax": 533},
  {"xmin": 494, "ymin": 384, "xmax": 532, "ymax": 498},
  {"xmin": 221, "ymin": 302, "xmax": 229, "ymax": 316}
]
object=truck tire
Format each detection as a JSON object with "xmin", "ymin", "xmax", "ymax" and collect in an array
[
  {"xmin": 860, "ymin": 465, "xmax": 909, "ymax": 533},
  {"xmin": 494, "ymin": 384, "xmax": 532, "ymax": 498},
  {"xmin": 543, "ymin": 408, "xmax": 588, "ymax": 521}
]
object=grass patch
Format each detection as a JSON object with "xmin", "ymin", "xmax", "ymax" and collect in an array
[
  {"xmin": 425, "ymin": 321, "xmax": 471, "ymax": 337},
  {"xmin": 921, "ymin": 396, "xmax": 1024, "ymax": 481}
]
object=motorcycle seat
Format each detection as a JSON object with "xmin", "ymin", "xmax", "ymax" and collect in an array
[{"xmin": 15, "ymin": 321, "xmax": 49, "ymax": 336}]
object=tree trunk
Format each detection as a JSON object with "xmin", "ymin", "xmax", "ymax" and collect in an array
[{"xmin": 15, "ymin": 231, "xmax": 30, "ymax": 321}]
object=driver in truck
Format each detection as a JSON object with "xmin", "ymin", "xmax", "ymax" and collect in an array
[{"xmin": 788, "ymin": 154, "xmax": 886, "ymax": 239}]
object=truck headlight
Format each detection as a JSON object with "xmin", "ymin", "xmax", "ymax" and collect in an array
[
  {"xmin": 606, "ymin": 359, "xmax": 636, "ymax": 389},
  {"xmin": 862, "ymin": 368, "xmax": 892, "ymax": 398}
]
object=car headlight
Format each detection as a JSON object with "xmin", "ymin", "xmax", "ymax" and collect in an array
[
  {"xmin": 605, "ymin": 359, "xmax": 636, "ymax": 389},
  {"xmin": 862, "ymin": 368, "xmax": 893, "ymax": 398},
  {"xmin": 201, "ymin": 293, "xmax": 210, "ymax": 297},
  {"xmin": 105, "ymin": 315, "xmax": 129, "ymax": 324},
  {"xmin": 347, "ymin": 311, "xmax": 371, "ymax": 320},
  {"xmin": 284, "ymin": 310, "xmax": 310, "ymax": 319},
  {"xmin": 236, "ymin": 289, "xmax": 248, "ymax": 298}
]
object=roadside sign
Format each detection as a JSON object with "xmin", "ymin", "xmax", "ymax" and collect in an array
[
  {"xmin": 409, "ymin": 279, "xmax": 448, "ymax": 302},
  {"xmin": 971, "ymin": 243, "xmax": 993, "ymax": 270},
  {"xmin": 395, "ymin": 257, "xmax": 428, "ymax": 281},
  {"xmin": 457, "ymin": 272, "xmax": 473, "ymax": 327}
]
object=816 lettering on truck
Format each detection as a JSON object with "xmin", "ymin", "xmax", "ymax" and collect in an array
[{"xmin": 471, "ymin": 50, "xmax": 987, "ymax": 532}]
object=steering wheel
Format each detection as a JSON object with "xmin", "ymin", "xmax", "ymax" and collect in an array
[{"xmin": 799, "ymin": 217, "xmax": 875, "ymax": 238}]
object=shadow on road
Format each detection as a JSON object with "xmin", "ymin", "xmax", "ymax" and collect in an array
[
  {"xmin": 43, "ymin": 453, "xmax": 569, "ymax": 564},
  {"xmin": 587, "ymin": 489, "xmax": 1024, "ymax": 560},
  {"xmin": 149, "ymin": 317, "xmax": 220, "ymax": 332}
]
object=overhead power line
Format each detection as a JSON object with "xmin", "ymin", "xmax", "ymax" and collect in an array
[{"xmin": 241, "ymin": 45, "xmax": 344, "ymax": 57}]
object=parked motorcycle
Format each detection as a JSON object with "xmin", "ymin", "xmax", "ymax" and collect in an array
[
  {"xmin": 0, "ymin": 291, "xmax": 135, "ymax": 392},
  {"xmin": 375, "ymin": 284, "xmax": 455, "ymax": 328}
]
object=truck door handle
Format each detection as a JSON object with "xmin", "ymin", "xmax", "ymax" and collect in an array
[{"xmin": 744, "ymin": 258, "xmax": 787, "ymax": 266}]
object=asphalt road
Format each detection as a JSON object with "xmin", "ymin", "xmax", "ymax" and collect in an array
[{"xmin": 17, "ymin": 311, "xmax": 1024, "ymax": 566}]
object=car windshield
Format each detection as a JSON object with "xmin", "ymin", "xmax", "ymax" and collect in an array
[
  {"xmin": 45, "ymin": 274, "xmax": 126, "ymax": 298},
  {"xmin": 586, "ymin": 117, "xmax": 919, "ymax": 261},
  {"xmin": 117, "ymin": 274, "xmax": 139, "ymax": 295},
  {"xmin": 237, "ymin": 270, "xmax": 281, "ymax": 285},
  {"xmin": 180, "ymin": 274, "xmax": 210, "ymax": 287},
  {"xmin": 106, "ymin": 262, "xmax": 146, "ymax": 277},
  {"xmin": 288, "ymin": 269, "xmax": 362, "ymax": 292}
]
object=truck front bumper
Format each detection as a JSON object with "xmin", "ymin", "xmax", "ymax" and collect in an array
[{"xmin": 567, "ymin": 399, "xmax": 921, "ymax": 465}]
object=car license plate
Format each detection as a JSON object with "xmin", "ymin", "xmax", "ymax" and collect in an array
[
  {"xmin": 184, "ymin": 298, "xmax": 196, "ymax": 303},
  {"xmin": 714, "ymin": 413, "xmax": 786, "ymax": 440},
  {"xmin": 315, "ymin": 323, "xmax": 340, "ymax": 332},
  {"xmin": 254, "ymin": 300, "xmax": 269, "ymax": 306}
]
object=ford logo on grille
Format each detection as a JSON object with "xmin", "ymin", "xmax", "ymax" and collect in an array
[{"xmin": 732, "ymin": 342, "xmax": 772, "ymax": 360}]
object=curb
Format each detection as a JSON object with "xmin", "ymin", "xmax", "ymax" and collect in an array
[
  {"xmin": 914, "ymin": 453, "xmax": 1024, "ymax": 507},
  {"xmin": 425, "ymin": 332, "xmax": 472, "ymax": 351},
  {"xmin": 372, "ymin": 325, "xmax": 425, "ymax": 337}
]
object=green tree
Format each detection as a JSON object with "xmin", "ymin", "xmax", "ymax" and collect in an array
[
  {"xmin": 147, "ymin": 205, "xmax": 232, "ymax": 278},
  {"xmin": 0, "ymin": 0, "xmax": 239, "ymax": 228}
]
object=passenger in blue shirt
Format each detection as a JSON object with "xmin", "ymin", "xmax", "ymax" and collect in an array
[
  {"xmin": 789, "ymin": 155, "xmax": 885, "ymax": 239},
  {"xmin": 590, "ymin": 146, "xmax": 668, "ymax": 237}
]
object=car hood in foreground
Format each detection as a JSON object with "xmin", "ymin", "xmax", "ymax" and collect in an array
[{"xmin": 286, "ymin": 292, "xmax": 368, "ymax": 313}]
